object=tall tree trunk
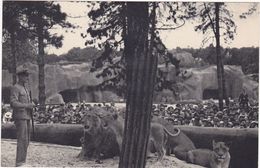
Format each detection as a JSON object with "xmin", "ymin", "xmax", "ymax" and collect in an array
[
  {"xmin": 11, "ymin": 29, "xmax": 17, "ymax": 85},
  {"xmin": 221, "ymin": 62, "xmax": 228, "ymax": 107},
  {"xmin": 220, "ymin": 51, "xmax": 228, "ymax": 107},
  {"xmin": 37, "ymin": 22, "xmax": 46, "ymax": 112},
  {"xmin": 215, "ymin": 2, "xmax": 224, "ymax": 110},
  {"xmin": 119, "ymin": 2, "xmax": 158, "ymax": 168}
]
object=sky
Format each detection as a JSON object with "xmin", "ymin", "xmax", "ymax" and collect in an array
[{"xmin": 46, "ymin": 2, "xmax": 260, "ymax": 56}]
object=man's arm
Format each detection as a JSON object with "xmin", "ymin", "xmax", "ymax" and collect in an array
[{"xmin": 10, "ymin": 86, "xmax": 33, "ymax": 108}]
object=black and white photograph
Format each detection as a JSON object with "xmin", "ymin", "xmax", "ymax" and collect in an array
[{"xmin": 1, "ymin": 1, "xmax": 259, "ymax": 167}]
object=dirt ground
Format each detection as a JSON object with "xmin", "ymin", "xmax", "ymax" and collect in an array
[{"xmin": 1, "ymin": 139, "xmax": 203, "ymax": 168}]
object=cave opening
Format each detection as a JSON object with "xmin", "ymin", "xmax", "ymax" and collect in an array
[
  {"xmin": 203, "ymin": 89, "xmax": 219, "ymax": 100},
  {"xmin": 59, "ymin": 89, "xmax": 79, "ymax": 103}
]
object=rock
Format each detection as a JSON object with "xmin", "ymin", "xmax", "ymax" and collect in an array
[
  {"xmin": 174, "ymin": 51, "xmax": 195, "ymax": 67},
  {"xmin": 46, "ymin": 93, "xmax": 65, "ymax": 105},
  {"xmin": 177, "ymin": 65, "xmax": 258, "ymax": 100},
  {"xmin": 2, "ymin": 63, "xmax": 258, "ymax": 103}
]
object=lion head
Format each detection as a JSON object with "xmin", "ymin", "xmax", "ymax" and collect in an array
[
  {"xmin": 212, "ymin": 140, "xmax": 230, "ymax": 162},
  {"xmin": 82, "ymin": 112, "xmax": 105, "ymax": 135}
]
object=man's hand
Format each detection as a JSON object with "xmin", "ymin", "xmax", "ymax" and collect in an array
[{"xmin": 26, "ymin": 102, "xmax": 35, "ymax": 109}]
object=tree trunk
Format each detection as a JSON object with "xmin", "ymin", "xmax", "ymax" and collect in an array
[
  {"xmin": 11, "ymin": 30, "xmax": 17, "ymax": 85},
  {"xmin": 119, "ymin": 2, "xmax": 158, "ymax": 168},
  {"xmin": 215, "ymin": 2, "xmax": 224, "ymax": 110},
  {"xmin": 221, "ymin": 61, "xmax": 228, "ymax": 107},
  {"xmin": 37, "ymin": 22, "xmax": 46, "ymax": 112},
  {"xmin": 220, "ymin": 51, "xmax": 228, "ymax": 107}
]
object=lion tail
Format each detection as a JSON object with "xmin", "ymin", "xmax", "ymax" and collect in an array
[{"xmin": 164, "ymin": 127, "xmax": 180, "ymax": 137}]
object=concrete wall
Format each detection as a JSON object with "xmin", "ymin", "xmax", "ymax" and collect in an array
[{"xmin": 2, "ymin": 124, "xmax": 257, "ymax": 168}]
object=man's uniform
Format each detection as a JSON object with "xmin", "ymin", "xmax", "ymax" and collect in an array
[
  {"xmin": 10, "ymin": 82, "xmax": 32, "ymax": 166},
  {"xmin": 238, "ymin": 92, "xmax": 249, "ymax": 109}
]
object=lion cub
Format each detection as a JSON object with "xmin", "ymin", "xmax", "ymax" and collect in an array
[{"xmin": 187, "ymin": 140, "xmax": 231, "ymax": 168}]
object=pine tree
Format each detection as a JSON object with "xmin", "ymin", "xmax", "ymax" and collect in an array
[
  {"xmin": 3, "ymin": 2, "xmax": 28, "ymax": 84},
  {"xmin": 194, "ymin": 2, "xmax": 236, "ymax": 109},
  {"xmin": 19, "ymin": 1, "xmax": 73, "ymax": 110}
]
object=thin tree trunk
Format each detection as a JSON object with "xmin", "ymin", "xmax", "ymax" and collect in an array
[
  {"xmin": 37, "ymin": 22, "xmax": 46, "ymax": 112},
  {"xmin": 215, "ymin": 2, "xmax": 224, "ymax": 110},
  {"xmin": 119, "ymin": 2, "xmax": 158, "ymax": 168},
  {"xmin": 220, "ymin": 51, "xmax": 228, "ymax": 107},
  {"xmin": 221, "ymin": 62, "xmax": 228, "ymax": 107},
  {"xmin": 11, "ymin": 30, "xmax": 17, "ymax": 85}
]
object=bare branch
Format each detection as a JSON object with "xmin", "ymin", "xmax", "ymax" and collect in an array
[{"xmin": 156, "ymin": 18, "xmax": 185, "ymax": 30}]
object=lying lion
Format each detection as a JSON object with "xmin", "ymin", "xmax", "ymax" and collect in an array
[{"xmin": 187, "ymin": 140, "xmax": 231, "ymax": 168}]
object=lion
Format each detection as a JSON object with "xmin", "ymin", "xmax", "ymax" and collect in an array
[
  {"xmin": 79, "ymin": 111, "xmax": 181, "ymax": 162},
  {"xmin": 187, "ymin": 140, "xmax": 231, "ymax": 168},
  {"xmin": 100, "ymin": 113, "xmax": 180, "ymax": 161},
  {"xmin": 78, "ymin": 112, "xmax": 119, "ymax": 163},
  {"xmin": 152, "ymin": 116, "xmax": 196, "ymax": 161},
  {"xmin": 147, "ymin": 122, "xmax": 181, "ymax": 161}
]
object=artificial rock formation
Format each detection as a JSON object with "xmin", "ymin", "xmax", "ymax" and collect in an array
[
  {"xmin": 154, "ymin": 65, "xmax": 258, "ymax": 103},
  {"xmin": 2, "ymin": 62, "xmax": 258, "ymax": 103}
]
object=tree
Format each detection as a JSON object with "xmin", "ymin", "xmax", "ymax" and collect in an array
[
  {"xmin": 85, "ymin": 2, "xmax": 196, "ymax": 166},
  {"xmin": 59, "ymin": 47, "xmax": 102, "ymax": 62},
  {"xmin": 3, "ymin": 2, "xmax": 29, "ymax": 84},
  {"xmin": 195, "ymin": 2, "xmax": 236, "ymax": 109},
  {"xmin": 118, "ymin": 3, "xmax": 157, "ymax": 167},
  {"xmin": 2, "ymin": 39, "xmax": 37, "ymax": 70},
  {"xmin": 19, "ymin": 1, "xmax": 73, "ymax": 110},
  {"xmin": 86, "ymin": 2, "xmax": 196, "ymax": 99},
  {"xmin": 215, "ymin": 2, "xmax": 225, "ymax": 109}
]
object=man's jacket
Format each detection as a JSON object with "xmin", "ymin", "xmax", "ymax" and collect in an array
[{"xmin": 10, "ymin": 83, "xmax": 32, "ymax": 120}]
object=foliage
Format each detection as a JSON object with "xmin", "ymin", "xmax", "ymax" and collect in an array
[
  {"xmin": 239, "ymin": 3, "xmax": 259, "ymax": 19},
  {"xmin": 228, "ymin": 47, "xmax": 259, "ymax": 74},
  {"xmin": 3, "ymin": 1, "xmax": 74, "ymax": 51},
  {"xmin": 84, "ymin": 2, "xmax": 197, "ymax": 96},
  {"xmin": 2, "ymin": 39, "xmax": 37, "ymax": 71},
  {"xmin": 3, "ymin": 1, "xmax": 29, "ymax": 41},
  {"xmin": 176, "ymin": 46, "xmax": 259, "ymax": 75},
  {"xmin": 59, "ymin": 47, "xmax": 102, "ymax": 63},
  {"xmin": 17, "ymin": 1, "xmax": 74, "ymax": 48},
  {"xmin": 4, "ymin": 1, "xmax": 75, "ymax": 108},
  {"xmin": 194, "ymin": 3, "xmax": 236, "ymax": 46}
]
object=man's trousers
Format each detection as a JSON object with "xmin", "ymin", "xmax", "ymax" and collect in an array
[{"xmin": 15, "ymin": 119, "xmax": 31, "ymax": 167}]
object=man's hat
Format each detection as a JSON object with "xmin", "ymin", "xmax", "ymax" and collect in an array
[{"xmin": 17, "ymin": 67, "xmax": 30, "ymax": 76}]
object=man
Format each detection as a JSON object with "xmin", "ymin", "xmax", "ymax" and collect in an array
[
  {"xmin": 10, "ymin": 68, "xmax": 34, "ymax": 167},
  {"xmin": 238, "ymin": 89, "xmax": 249, "ymax": 110}
]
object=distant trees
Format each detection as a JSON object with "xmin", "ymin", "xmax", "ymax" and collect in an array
[
  {"xmin": 228, "ymin": 47, "xmax": 259, "ymax": 74},
  {"xmin": 59, "ymin": 47, "xmax": 102, "ymax": 62},
  {"xmin": 179, "ymin": 46, "xmax": 259, "ymax": 74}
]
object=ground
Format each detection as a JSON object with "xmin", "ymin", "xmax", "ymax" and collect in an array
[{"xmin": 1, "ymin": 139, "xmax": 203, "ymax": 168}]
